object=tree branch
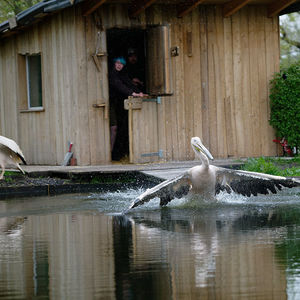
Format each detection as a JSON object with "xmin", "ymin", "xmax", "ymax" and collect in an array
[{"xmin": 280, "ymin": 25, "xmax": 300, "ymax": 49}]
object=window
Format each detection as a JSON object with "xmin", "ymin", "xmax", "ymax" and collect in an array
[
  {"xmin": 18, "ymin": 53, "xmax": 43, "ymax": 112},
  {"xmin": 26, "ymin": 54, "xmax": 43, "ymax": 109}
]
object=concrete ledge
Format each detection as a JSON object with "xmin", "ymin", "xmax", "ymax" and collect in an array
[
  {"xmin": 0, "ymin": 171, "xmax": 162, "ymax": 200},
  {"xmin": 1, "ymin": 160, "xmax": 244, "ymax": 199}
]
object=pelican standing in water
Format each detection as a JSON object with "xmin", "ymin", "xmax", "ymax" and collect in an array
[
  {"xmin": 128, "ymin": 137, "xmax": 300, "ymax": 210},
  {"xmin": 0, "ymin": 135, "xmax": 27, "ymax": 179}
]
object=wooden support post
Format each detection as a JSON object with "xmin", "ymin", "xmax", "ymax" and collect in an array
[
  {"xmin": 222, "ymin": 0, "xmax": 251, "ymax": 17},
  {"xmin": 177, "ymin": 0, "xmax": 205, "ymax": 18},
  {"xmin": 124, "ymin": 97, "xmax": 143, "ymax": 163},
  {"xmin": 128, "ymin": 102, "xmax": 134, "ymax": 163},
  {"xmin": 267, "ymin": 0, "xmax": 297, "ymax": 17},
  {"xmin": 128, "ymin": 0, "xmax": 158, "ymax": 18},
  {"xmin": 82, "ymin": 0, "xmax": 107, "ymax": 17}
]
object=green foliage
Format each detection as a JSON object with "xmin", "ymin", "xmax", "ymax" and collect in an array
[
  {"xmin": 242, "ymin": 157, "xmax": 282, "ymax": 175},
  {"xmin": 269, "ymin": 62, "xmax": 300, "ymax": 152},
  {"xmin": 0, "ymin": 0, "xmax": 40, "ymax": 22},
  {"xmin": 242, "ymin": 157, "xmax": 300, "ymax": 177},
  {"xmin": 274, "ymin": 156, "xmax": 300, "ymax": 165},
  {"xmin": 3, "ymin": 171, "xmax": 21, "ymax": 183}
]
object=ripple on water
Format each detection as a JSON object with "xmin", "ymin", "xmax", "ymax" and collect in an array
[{"xmin": 0, "ymin": 185, "xmax": 300, "ymax": 299}]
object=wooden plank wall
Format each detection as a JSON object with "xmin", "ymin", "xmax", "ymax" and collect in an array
[
  {"xmin": 0, "ymin": 3, "xmax": 279, "ymax": 165},
  {"xmin": 0, "ymin": 7, "xmax": 110, "ymax": 165},
  {"xmin": 144, "ymin": 4, "xmax": 279, "ymax": 160},
  {"xmin": 99, "ymin": 4, "xmax": 279, "ymax": 161},
  {"xmin": 0, "ymin": 39, "xmax": 19, "ymax": 141}
]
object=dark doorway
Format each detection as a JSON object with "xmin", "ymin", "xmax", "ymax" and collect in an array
[{"xmin": 107, "ymin": 28, "xmax": 146, "ymax": 162}]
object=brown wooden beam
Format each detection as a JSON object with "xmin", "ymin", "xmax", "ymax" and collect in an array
[
  {"xmin": 268, "ymin": 0, "xmax": 297, "ymax": 17},
  {"xmin": 129, "ymin": 0, "xmax": 158, "ymax": 18},
  {"xmin": 222, "ymin": 0, "xmax": 251, "ymax": 17},
  {"xmin": 177, "ymin": 0, "xmax": 205, "ymax": 18},
  {"xmin": 82, "ymin": 0, "xmax": 107, "ymax": 17}
]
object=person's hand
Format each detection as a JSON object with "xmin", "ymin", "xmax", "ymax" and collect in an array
[
  {"xmin": 132, "ymin": 92, "xmax": 148, "ymax": 97},
  {"xmin": 132, "ymin": 78, "xmax": 144, "ymax": 86}
]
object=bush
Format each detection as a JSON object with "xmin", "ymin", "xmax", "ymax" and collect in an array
[{"xmin": 269, "ymin": 62, "xmax": 300, "ymax": 153}]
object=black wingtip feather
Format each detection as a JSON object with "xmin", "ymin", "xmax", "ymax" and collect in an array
[
  {"xmin": 18, "ymin": 153, "xmax": 27, "ymax": 165},
  {"xmin": 220, "ymin": 177, "xmax": 299, "ymax": 198}
]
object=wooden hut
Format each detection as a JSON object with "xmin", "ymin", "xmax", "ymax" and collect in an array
[{"xmin": 0, "ymin": 0, "xmax": 299, "ymax": 165}]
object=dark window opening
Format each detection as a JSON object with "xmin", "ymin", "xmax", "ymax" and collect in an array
[
  {"xmin": 107, "ymin": 28, "xmax": 147, "ymax": 92},
  {"xmin": 26, "ymin": 54, "xmax": 43, "ymax": 108}
]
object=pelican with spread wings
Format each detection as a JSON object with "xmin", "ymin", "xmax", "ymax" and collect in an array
[
  {"xmin": 0, "ymin": 135, "xmax": 27, "ymax": 179},
  {"xmin": 128, "ymin": 137, "xmax": 300, "ymax": 210}
]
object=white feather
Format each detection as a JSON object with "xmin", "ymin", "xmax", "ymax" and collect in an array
[{"xmin": 0, "ymin": 135, "xmax": 26, "ymax": 179}]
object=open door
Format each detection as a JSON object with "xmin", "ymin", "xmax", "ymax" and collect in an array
[
  {"xmin": 87, "ymin": 25, "xmax": 111, "ymax": 164},
  {"xmin": 146, "ymin": 25, "xmax": 173, "ymax": 96},
  {"xmin": 126, "ymin": 25, "xmax": 172, "ymax": 163}
]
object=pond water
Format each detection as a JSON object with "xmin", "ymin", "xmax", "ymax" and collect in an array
[{"xmin": 0, "ymin": 187, "xmax": 300, "ymax": 299}]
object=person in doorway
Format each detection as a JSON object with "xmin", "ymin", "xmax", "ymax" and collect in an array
[
  {"xmin": 125, "ymin": 48, "xmax": 145, "ymax": 90},
  {"xmin": 109, "ymin": 56, "xmax": 145, "ymax": 161}
]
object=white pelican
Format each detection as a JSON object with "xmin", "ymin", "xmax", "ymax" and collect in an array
[
  {"xmin": 0, "ymin": 135, "xmax": 27, "ymax": 179},
  {"xmin": 128, "ymin": 137, "xmax": 300, "ymax": 210}
]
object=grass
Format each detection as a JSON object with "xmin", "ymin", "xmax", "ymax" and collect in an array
[
  {"xmin": 2, "ymin": 171, "xmax": 21, "ymax": 182},
  {"xmin": 241, "ymin": 156, "xmax": 300, "ymax": 177}
]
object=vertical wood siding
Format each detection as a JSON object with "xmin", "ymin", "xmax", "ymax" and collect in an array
[
  {"xmin": 0, "ymin": 4, "xmax": 279, "ymax": 165},
  {"xmin": 0, "ymin": 7, "xmax": 110, "ymax": 165}
]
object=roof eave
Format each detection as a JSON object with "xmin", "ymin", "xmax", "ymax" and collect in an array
[{"xmin": 0, "ymin": 0, "xmax": 84, "ymax": 38}]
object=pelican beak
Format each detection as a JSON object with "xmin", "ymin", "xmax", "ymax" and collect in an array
[{"xmin": 194, "ymin": 141, "xmax": 214, "ymax": 160}]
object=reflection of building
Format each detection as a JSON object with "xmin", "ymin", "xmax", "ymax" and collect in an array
[
  {"xmin": 0, "ymin": 216, "xmax": 27, "ymax": 298},
  {"xmin": 215, "ymin": 239, "xmax": 286, "ymax": 299},
  {"xmin": 0, "ymin": 207, "xmax": 289, "ymax": 298},
  {"xmin": 129, "ymin": 210, "xmax": 287, "ymax": 299},
  {"xmin": 0, "ymin": 213, "xmax": 116, "ymax": 299}
]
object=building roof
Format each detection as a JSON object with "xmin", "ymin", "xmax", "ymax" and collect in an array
[
  {"xmin": 0, "ymin": 0, "xmax": 84, "ymax": 38},
  {"xmin": 0, "ymin": 0, "xmax": 299, "ymax": 39}
]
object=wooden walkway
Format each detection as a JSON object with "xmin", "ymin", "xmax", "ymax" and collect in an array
[{"xmin": 20, "ymin": 159, "xmax": 244, "ymax": 180}]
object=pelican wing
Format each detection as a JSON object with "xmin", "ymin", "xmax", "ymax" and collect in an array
[
  {"xmin": 0, "ymin": 135, "xmax": 26, "ymax": 164},
  {"xmin": 129, "ymin": 172, "xmax": 191, "ymax": 210},
  {"xmin": 215, "ymin": 167, "xmax": 300, "ymax": 197}
]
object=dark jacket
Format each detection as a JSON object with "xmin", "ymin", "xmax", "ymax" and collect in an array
[
  {"xmin": 109, "ymin": 68, "xmax": 140, "ymax": 101},
  {"xmin": 109, "ymin": 68, "xmax": 141, "ymax": 159},
  {"xmin": 109, "ymin": 68, "xmax": 141, "ymax": 127}
]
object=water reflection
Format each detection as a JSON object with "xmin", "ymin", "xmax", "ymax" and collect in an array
[
  {"xmin": 0, "ymin": 193, "xmax": 300, "ymax": 299},
  {"xmin": 126, "ymin": 207, "xmax": 288, "ymax": 299}
]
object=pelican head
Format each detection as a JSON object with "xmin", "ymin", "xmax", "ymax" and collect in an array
[{"xmin": 191, "ymin": 137, "xmax": 214, "ymax": 160}]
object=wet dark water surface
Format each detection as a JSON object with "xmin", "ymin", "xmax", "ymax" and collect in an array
[{"xmin": 0, "ymin": 188, "xmax": 300, "ymax": 299}]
